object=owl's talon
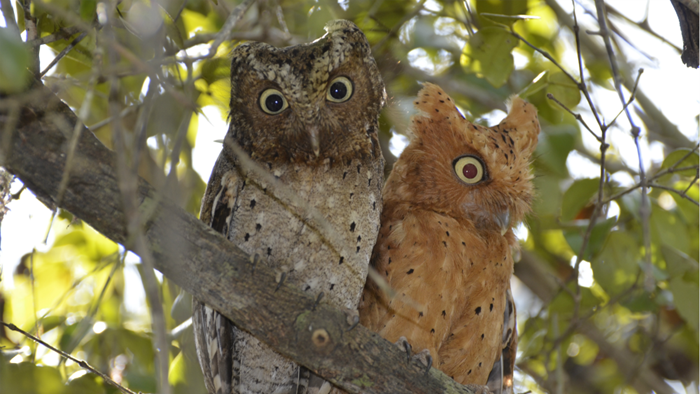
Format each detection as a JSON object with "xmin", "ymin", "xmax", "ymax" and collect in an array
[
  {"xmin": 395, "ymin": 336, "xmax": 412, "ymax": 363},
  {"xmin": 275, "ymin": 272, "xmax": 287, "ymax": 292},
  {"xmin": 463, "ymin": 384, "xmax": 491, "ymax": 394},
  {"xmin": 250, "ymin": 253, "xmax": 261, "ymax": 275},
  {"xmin": 346, "ymin": 314, "xmax": 360, "ymax": 331},
  {"xmin": 312, "ymin": 291, "xmax": 325, "ymax": 311},
  {"xmin": 413, "ymin": 349, "xmax": 432, "ymax": 376}
]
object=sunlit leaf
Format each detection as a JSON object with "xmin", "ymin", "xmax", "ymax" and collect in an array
[
  {"xmin": 475, "ymin": 0, "xmax": 528, "ymax": 27},
  {"xmin": 546, "ymin": 71, "xmax": 581, "ymax": 111},
  {"xmin": 199, "ymin": 58, "xmax": 230, "ymax": 85},
  {"xmin": 163, "ymin": 7, "xmax": 186, "ymax": 50},
  {"xmin": 0, "ymin": 362, "xmax": 67, "ymax": 394},
  {"xmin": 462, "ymin": 27, "xmax": 517, "ymax": 88},
  {"xmin": 572, "ymin": 334, "xmax": 599, "ymax": 366},
  {"xmin": 657, "ymin": 148, "xmax": 699, "ymax": 183},
  {"xmin": 519, "ymin": 71, "xmax": 549, "ymax": 97}
]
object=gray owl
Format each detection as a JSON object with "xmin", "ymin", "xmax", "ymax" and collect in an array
[{"xmin": 192, "ymin": 20, "xmax": 386, "ymax": 394}]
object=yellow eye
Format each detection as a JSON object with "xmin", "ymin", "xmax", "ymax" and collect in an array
[
  {"xmin": 259, "ymin": 89, "xmax": 288, "ymax": 115},
  {"xmin": 453, "ymin": 156, "xmax": 485, "ymax": 184},
  {"xmin": 326, "ymin": 76, "xmax": 353, "ymax": 103}
]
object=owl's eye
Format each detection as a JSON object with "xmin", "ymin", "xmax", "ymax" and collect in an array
[
  {"xmin": 259, "ymin": 89, "xmax": 288, "ymax": 115},
  {"xmin": 326, "ymin": 76, "xmax": 353, "ymax": 103},
  {"xmin": 453, "ymin": 155, "xmax": 486, "ymax": 185}
]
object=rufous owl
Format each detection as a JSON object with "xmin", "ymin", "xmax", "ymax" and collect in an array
[
  {"xmin": 193, "ymin": 20, "xmax": 386, "ymax": 394},
  {"xmin": 359, "ymin": 83, "xmax": 540, "ymax": 394}
]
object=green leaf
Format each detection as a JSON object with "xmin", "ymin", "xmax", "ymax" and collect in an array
[
  {"xmin": 66, "ymin": 373, "xmax": 106, "ymax": 394},
  {"xmin": 661, "ymin": 245, "xmax": 699, "ymax": 277},
  {"xmin": 535, "ymin": 124, "xmax": 578, "ymax": 178},
  {"xmin": 650, "ymin": 203, "xmax": 690, "ymax": 254},
  {"xmin": 199, "ymin": 57, "xmax": 230, "ymax": 85},
  {"xmin": 546, "ymin": 71, "xmax": 581, "ymax": 111},
  {"xmin": 79, "ymin": 0, "xmax": 96, "ymax": 22},
  {"xmin": 39, "ymin": 315, "xmax": 67, "ymax": 333},
  {"xmin": 1, "ymin": 362, "xmax": 67, "ymax": 394},
  {"xmin": 0, "ymin": 29, "xmax": 31, "ymax": 93},
  {"xmin": 560, "ymin": 178, "xmax": 599, "ymax": 221},
  {"xmin": 591, "ymin": 231, "xmax": 639, "ymax": 295},
  {"xmin": 15, "ymin": 0, "xmax": 26, "ymax": 32},
  {"xmin": 162, "ymin": 7, "xmax": 186, "ymax": 49},
  {"xmin": 463, "ymin": 27, "xmax": 518, "ymax": 88},
  {"xmin": 564, "ymin": 216, "xmax": 617, "ymax": 261},
  {"xmin": 657, "ymin": 148, "xmax": 699, "ymax": 183},
  {"xmin": 519, "ymin": 71, "xmax": 549, "ymax": 97},
  {"xmin": 476, "ymin": 0, "xmax": 529, "ymax": 27},
  {"xmin": 622, "ymin": 289, "xmax": 660, "ymax": 313},
  {"xmin": 549, "ymin": 284, "xmax": 602, "ymax": 314},
  {"xmin": 669, "ymin": 276, "xmax": 699, "ymax": 332}
]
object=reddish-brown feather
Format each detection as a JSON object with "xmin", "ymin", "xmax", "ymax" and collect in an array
[{"xmin": 359, "ymin": 83, "xmax": 539, "ymax": 389}]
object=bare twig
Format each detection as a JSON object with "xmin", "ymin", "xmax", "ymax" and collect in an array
[
  {"xmin": 89, "ymin": 104, "xmax": 141, "ymax": 130},
  {"xmin": 102, "ymin": 2, "xmax": 171, "ymax": 392},
  {"xmin": 553, "ymin": 314, "xmax": 565, "ymax": 394},
  {"xmin": 29, "ymin": 26, "xmax": 82, "ymax": 47},
  {"xmin": 0, "ymin": 321, "xmax": 138, "ymax": 394},
  {"xmin": 546, "ymin": 93, "xmax": 600, "ymax": 142},
  {"xmin": 546, "ymin": 0, "xmax": 692, "ymax": 149},
  {"xmin": 372, "ymin": 0, "xmax": 427, "ymax": 52},
  {"xmin": 0, "ymin": 0, "xmax": 20, "ymax": 36},
  {"xmin": 29, "ymin": 254, "xmax": 120, "ymax": 336},
  {"xmin": 604, "ymin": 3, "xmax": 682, "ymax": 52},
  {"xmin": 649, "ymin": 183, "xmax": 699, "ymax": 206},
  {"xmin": 601, "ymin": 144, "xmax": 700, "ymax": 204},
  {"xmin": 594, "ymin": 0, "xmax": 653, "ymax": 291},
  {"xmin": 39, "ymin": 31, "xmax": 89, "ymax": 78},
  {"xmin": 571, "ymin": 4, "xmax": 603, "ymax": 129},
  {"xmin": 208, "ymin": 0, "xmax": 256, "ymax": 57},
  {"xmin": 607, "ymin": 69, "xmax": 644, "ymax": 130},
  {"xmin": 30, "ymin": 250, "xmax": 38, "ymax": 361},
  {"xmin": 23, "ymin": 0, "xmax": 40, "ymax": 77}
]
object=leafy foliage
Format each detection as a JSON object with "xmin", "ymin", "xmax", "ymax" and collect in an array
[{"xmin": 1, "ymin": 0, "xmax": 698, "ymax": 393}]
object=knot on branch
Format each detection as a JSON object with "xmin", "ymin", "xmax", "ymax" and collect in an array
[{"xmin": 312, "ymin": 328, "xmax": 330, "ymax": 348}]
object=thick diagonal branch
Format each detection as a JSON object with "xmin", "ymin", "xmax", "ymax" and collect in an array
[{"xmin": 0, "ymin": 82, "xmax": 479, "ymax": 394}]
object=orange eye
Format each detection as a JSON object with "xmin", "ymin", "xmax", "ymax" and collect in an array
[{"xmin": 453, "ymin": 156, "xmax": 485, "ymax": 184}]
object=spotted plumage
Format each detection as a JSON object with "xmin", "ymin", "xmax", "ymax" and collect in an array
[
  {"xmin": 193, "ymin": 20, "xmax": 385, "ymax": 394},
  {"xmin": 359, "ymin": 83, "xmax": 539, "ymax": 393}
]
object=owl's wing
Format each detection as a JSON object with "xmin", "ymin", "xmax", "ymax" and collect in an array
[
  {"xmin": 193, "ymin": 155, "xmax": 334, "ymax": 394},
  {"xmin": 193, "ymin": 153, "xmax": 242, "ymax": 394},
  {"xmin": 486, "ymin": 288, "xmax": 517, "ymax": 394}
]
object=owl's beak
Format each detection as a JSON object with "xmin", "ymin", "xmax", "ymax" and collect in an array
[
  {"xmin": 494, "ymin": 209, "xmax": 511, "ymax": 236},
  {"xmin": 308, "ymin": 126, "xmax": 320, "ymax": 157}
]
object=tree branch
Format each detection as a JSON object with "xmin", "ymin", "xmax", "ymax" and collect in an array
[{"xmin": 0, "ymin": 82, "xmax": 480, "ymax": 394}]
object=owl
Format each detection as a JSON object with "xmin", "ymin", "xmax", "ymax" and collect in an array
[
  {"xmin": 192, "ymin": 20, "xmax": 386, "ymax": 394},
  {"xmin": 359, "ymin": 83, "xmax": 539, "ymax": 393}
]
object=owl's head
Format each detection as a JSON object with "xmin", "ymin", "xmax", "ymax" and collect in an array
[
  {"xmin": 226, "ymin": 20, "xmax": 386, "ymax": 165},
  {"xmin": 386, "ymin": 83, "xmax": 540, "ymax": 236}
]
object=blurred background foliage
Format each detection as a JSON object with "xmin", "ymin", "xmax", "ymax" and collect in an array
[{"xmin": 0, "ymin": 0, "xmax": 698, "ymax": 393}]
